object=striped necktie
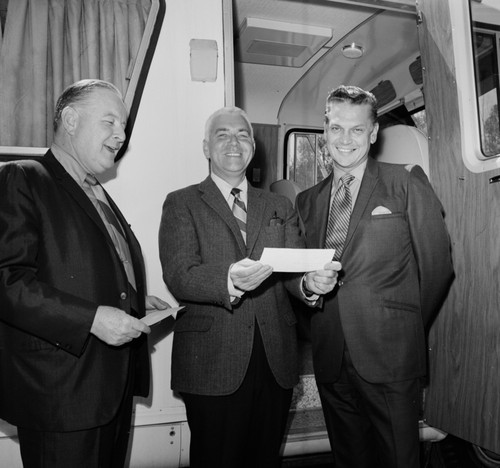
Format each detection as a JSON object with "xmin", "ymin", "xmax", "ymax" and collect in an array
[
  {"xmin": 84, "ymin": 174, "xmax": 136, "ymax": 289},
  {"xmin": 231, "ymin": 187, "xmax": 247, "ymax": 243},
  {"xmin": 324, "ymin": 173, "xmax": 355, "ymax": 260}
]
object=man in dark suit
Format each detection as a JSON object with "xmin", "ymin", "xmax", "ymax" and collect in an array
[
  {"xmin": 0, "ymin": 79, "xmax": 168, "ymax": 467},
  {"xmin": 158, "ymin": 106, "xmax": 339, "ymax": 468},
  {"xmin": 295, "ymin": 85, "xmax": 454, "ymax": 468}
]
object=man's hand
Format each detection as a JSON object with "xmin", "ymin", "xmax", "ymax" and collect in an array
[
  {"xmin": 145, "ymin": 295, "xmax": 171, "ymax": 310},
  {"xmin": 230, "ymin": 258, "xmax": 273, "ymax": 292},
  {"xmin": 90, "ymin": 306, "xmax": 151, "ymax": 346},
  {"xmin": 304, "ymin": 261, "xmax": 342, "ymax": 295}
]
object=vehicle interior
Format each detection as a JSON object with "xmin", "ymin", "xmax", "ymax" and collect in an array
[{"xmin": 1, "ymin": 0, "xmax": 500, "ymax": 466}]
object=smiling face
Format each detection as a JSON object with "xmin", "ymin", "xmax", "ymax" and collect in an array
[
  {"xmin": 203, "ymin": 111, "xmax": 255, "ymax": 185},
  {"xmin": 324, "ymin": 101, "xmax": 379, "ymax": 171},
  {"xmin": 63, "ymin": 88, "xmax": 128, "ymax": 175}
]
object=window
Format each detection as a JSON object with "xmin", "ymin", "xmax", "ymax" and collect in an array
[
  {"xmin": 449, "ymin": 0, "xmax": 500, "ymax": 172},
  {"xmin": 411, "ymin": 109, "xmax": 427, "ymax": 136},
  {"xmin": 285, "ymin": 129, "xmax": 332, "ymax": 190},
  {"xmin": 0, "ymin": 0, "xmax": 164, "ymax": 159},
  {"xmin": 472, "ymin": 25, "xmax": 500, "ymax": 156}
]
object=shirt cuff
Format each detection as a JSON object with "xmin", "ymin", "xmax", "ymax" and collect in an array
[
  {"xmin": 228, "ymin": 265, "xmax": 244, "ymax": 301},
  {"xmin": 301, "ymin": 273, "xmax": 319, "ymax": 303}
]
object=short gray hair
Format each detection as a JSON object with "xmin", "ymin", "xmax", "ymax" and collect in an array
[
  {"xmin": 53, "ymin": 79, "xmax": 123, "ymax": 132},
  {"xmin": 204, "ymin": 106, "xmax": 254, "ymax": 141}
]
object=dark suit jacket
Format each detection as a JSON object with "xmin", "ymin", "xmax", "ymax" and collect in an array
[
  {"xmin": 296, "ymin": 158, "xmax": 454, "ymax": 384},
  {"xmin": 159, "ymin": 176, "xmax": 304, "ymax": 395},
  {"xmin": 0, "ymin": 151, "xmax": 150, "ymax": 432}
]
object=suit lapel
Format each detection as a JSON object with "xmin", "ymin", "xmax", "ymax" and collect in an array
[
  {"xmin": 42, "ymin": 152, "xmax": 132, "ymax": 261},
  {"xmin": 316, "ymin": 174, "xmax": 334, "ymax": 248},
  {"xmin": 343, "ymin": 158, "xmax": 379, "ymax": 254},
  {"xmin": 199, "ymin": 177, "xmax": 247, "ymax": 254},
  {"xmin": 43, "ymin": 152, "xmax": 110, "ymax": 240},
  {"xmin": 300, "ymin": 173, "xmax": 332, "ymax": 248},
  {"xmin": 246, "ymin": 185, "xmax": 266, "ymax": 256},
  {"xmin": 43, "ymin": 151, "xmax": 145, "ymax": 294}
]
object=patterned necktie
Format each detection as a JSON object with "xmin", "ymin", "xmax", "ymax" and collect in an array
[
  {"xmin": 324, "ymin": 173, "xmax": 355, "ymax": 260},
  {"xmin": 231, "ymin": 188, "xmax": 247, "ymax": 243},
  {"xmin": 84, "ymin": 174, "xmax": 136, "ymax": 289}
]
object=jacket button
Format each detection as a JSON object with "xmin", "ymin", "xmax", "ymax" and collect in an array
[
  {"xmin": 120, "ymin": 292, "xmax": 127, "ymax": 300},
  {"xmin": 338, "ymin": 280, "xmax": 343, "ymax": 287}
]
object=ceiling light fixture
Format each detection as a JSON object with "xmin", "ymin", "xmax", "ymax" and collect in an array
[{"xmin": 342, "ymin": 43, "xmax": 364, "ymax": 59}]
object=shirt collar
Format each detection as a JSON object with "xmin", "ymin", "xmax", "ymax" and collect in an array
[
  {"xmin": 211, "ymin": 173, "xmax": 248, "ymax": 203},
  {"xmin": 333, "ymin": 159, "xmax": 367, "ymax": 188},
  {"xmin": 51, "ymin": 143, "xmax": 88, "ymax": 187}
]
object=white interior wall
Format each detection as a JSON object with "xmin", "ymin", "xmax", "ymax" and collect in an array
[
  {"xmin": 105, "ymin": 0, "xmax": 226, "ymax": 428},
  {"xmin": 107, "ymin": 0, "xmax": 225, "ymax": 301}
]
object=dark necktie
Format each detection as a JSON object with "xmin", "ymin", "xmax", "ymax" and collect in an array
[
  {"xmin": 324, "ymin": 173, "xmax": 355, "ymax": 260},
  {"xmin": 84, "ymin": 174, "xmax": 136, "ymax": 289},
  {"xmin": 231, "ymin": 188, "xmax": 247, "ymax": 243}
]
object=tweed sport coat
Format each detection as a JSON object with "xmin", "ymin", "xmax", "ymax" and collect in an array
[{"xmin": 159, "ymin": 176, "xmax": 305, "ymax": 395}]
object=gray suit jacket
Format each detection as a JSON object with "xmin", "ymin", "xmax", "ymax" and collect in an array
[
  {"xmin": 159, "ymin": 176, "xmax": 304, "ymax": 395},
  {"xmin": 296, "ymin": 158, "xmax": 454, "ymax": 384}
]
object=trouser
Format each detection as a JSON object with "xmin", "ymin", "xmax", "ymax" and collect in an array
[
  {"xmin": 182, "ymin": 326, "xmax": 293, "ymax": 468},
  {"xmin": 317, "ymin": 348, "xmax": 421, "ymax": 468}
]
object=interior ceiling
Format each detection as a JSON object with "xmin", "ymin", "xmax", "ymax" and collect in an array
[
  {"xmin": 232, "ymin": 0, "xmax": 420, "ymax": 123},
  {"xmin": 232, "ymin": 0, "xmax": 377, "ymax": 111},
  {"xmin": 233, "ymin": 0, "xmax": 373, "ymax": 66}
]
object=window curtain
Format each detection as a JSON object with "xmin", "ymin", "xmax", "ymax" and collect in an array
[{"xmin": 0, "ymin": 0, "xmax": 151, "ymax": 148}]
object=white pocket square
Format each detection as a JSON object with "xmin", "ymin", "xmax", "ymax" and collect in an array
[{"xmin": 371, "ymin": 206, "xmax": 392, "ymax": 215}]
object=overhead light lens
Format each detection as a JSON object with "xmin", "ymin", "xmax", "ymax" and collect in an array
[{"xmin": 342, "ymin": 43, "xmax": 364, "ymax": 59}]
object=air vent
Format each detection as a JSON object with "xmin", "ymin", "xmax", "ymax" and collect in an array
[
  {"xmin": 370, "ymin": 80, "xmax": 397, "ymax": 108},
  {"xmin": 247, "ymin": 40, "xmax": 307, "ymax": 58},
  {"xmin": 236, "ymin": 17, "xmax": 332, "ymax": 67},
  {"xmin": 409, "ymin": 56, "xmax": 423, "ymax": 85}
]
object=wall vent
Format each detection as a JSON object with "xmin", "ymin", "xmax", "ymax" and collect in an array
[{"xmin": 236, "ymin": 17, "xmax": 332, "ymax": 67}]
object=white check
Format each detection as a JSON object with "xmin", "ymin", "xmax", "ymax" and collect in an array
[
  {"xmin": 141, "ymin": 306, "xmax": 184, "ymax": 326},
  {"xmin": 259, "ymin": 248, "xmax": 336, "ymax": 272}
]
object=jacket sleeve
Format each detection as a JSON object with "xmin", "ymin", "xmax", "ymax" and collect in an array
[
  {"xmin": 406, "ymin": 165, "xmax": 454, "ymax": 326},
  {"xmin": 280, "ymin": 197, "xmax": 309, "ymax": 301},
  {"xmin": 158, "ymin": 190, "xmax": 235, "ymax": 311},
  {"xmin": 0, "ymin": 163, "xmax": 96, "ymax": 356}
]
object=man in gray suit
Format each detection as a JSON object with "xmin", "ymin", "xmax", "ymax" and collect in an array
[
  {"xmin": 296, "ymin": 85, "xmax": 454, "ymax": 468},
  {"xmin": 158, "ymin": 106, "xmax": 339, "ymax": 468}
]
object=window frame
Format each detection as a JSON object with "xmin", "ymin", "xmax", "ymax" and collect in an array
[
  {"xmin": 472, "ymin": 23, "xmax": 500, "ymax": 158},
  {"xmin": 449, "ymin": 0, "xmax": 500, "ymax": 172}
]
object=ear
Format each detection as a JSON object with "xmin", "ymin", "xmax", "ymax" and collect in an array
[
  {"xmin": 202, "ymin": 139, "xmax": 210, "ymax": 160},
  {"xmin": 61, "ymin": 106, "xmax": 79, "ymax": 136},
  {"xmin": 323, "ymin": 118, "xmax": 329, "ymax": 137},
  {"xmin": 370, "ymin": 122, "xmax": 379, "ymax": 144}
]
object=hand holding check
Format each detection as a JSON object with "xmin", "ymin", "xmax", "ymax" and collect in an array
[
  {"xmin": 230, "ymin": 258, "xmax": 273, "ymax": 292},
  {"xmin": 258, "ymin": 248, "xmax": 341, "ymax": 296},
  {"xmin": 303, "ymin": 261, "xmax": 342, "ymax": 295}
]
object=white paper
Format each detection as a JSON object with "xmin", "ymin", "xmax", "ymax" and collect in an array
[
  {"xmin": 259, "ymin": 248, "xmax": 336, "ymax": 272},
  {"xmin": 141, "ymin": 306, "xmax": 184, "ymax": 326}
]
